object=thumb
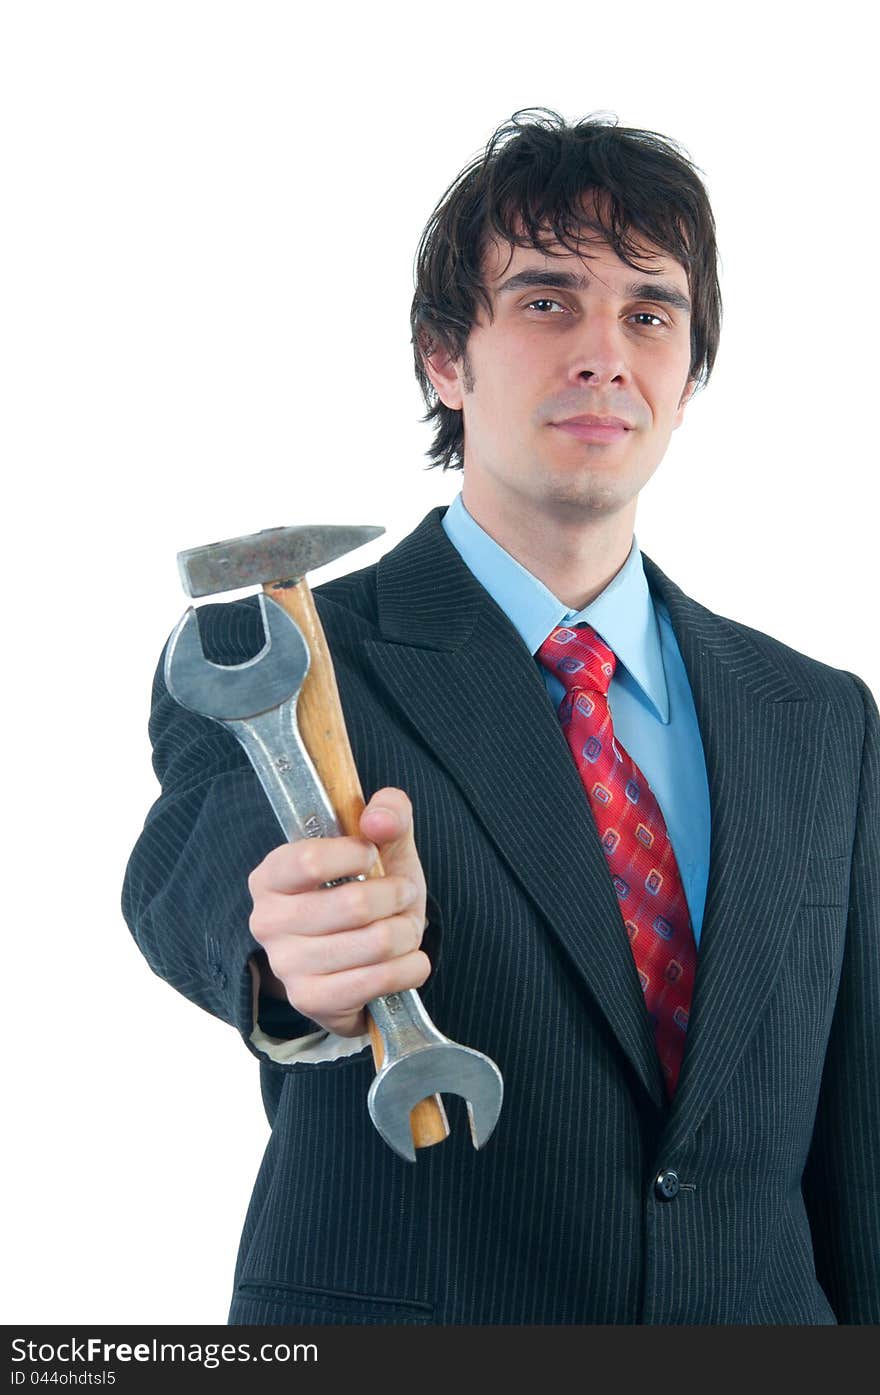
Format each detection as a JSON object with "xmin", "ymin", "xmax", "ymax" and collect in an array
[{"xmin": 359, "ymin": 787, "xmax": 424, "ymax": 885}]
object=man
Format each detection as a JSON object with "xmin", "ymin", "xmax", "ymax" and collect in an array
[{"xmin": 122, "ymin": 109, "xmax": 880, "ymax": 1324}]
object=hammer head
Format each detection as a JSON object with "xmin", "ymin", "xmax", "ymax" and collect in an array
[{"xmin": 178, "ymin": 524, "xmax": 385, "ymax": 598}]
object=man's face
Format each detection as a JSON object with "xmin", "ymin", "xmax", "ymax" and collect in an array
[{"xmin": 425, "ymin": 204, "xmax": 697, "ymax": 528}]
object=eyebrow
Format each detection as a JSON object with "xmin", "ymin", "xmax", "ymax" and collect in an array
[{"xmin": 494, "ymin": 267, "xmax": 692, "ymax": 314}]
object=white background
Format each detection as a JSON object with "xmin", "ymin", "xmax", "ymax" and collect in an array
[{"xmin": 2, "ymin": 0, "xmax": 876, "ymax": 1325}]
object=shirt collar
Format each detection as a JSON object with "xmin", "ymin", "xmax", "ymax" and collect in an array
[{"xmin": 441, "ymin": 491, "xmax": 669, "ymax": 723}]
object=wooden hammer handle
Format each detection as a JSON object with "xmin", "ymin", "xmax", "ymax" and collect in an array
[{"xmin": 263, "ymin": 577, "xmax": 449, "ymax": 1150}]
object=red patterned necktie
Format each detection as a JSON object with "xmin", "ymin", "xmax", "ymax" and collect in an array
[{"xmin": 537, "ymin": 623, "xmax": 697, "ymax": 1099}]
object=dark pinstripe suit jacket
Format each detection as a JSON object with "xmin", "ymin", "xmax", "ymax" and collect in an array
[{"xmin": 122, "ymin": 505, "xmax": 880, "ymax": 1325}]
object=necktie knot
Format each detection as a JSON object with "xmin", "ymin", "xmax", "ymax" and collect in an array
[{"xmin": 537, "ymin": 623, "xmax": 617, "ymax": 697}]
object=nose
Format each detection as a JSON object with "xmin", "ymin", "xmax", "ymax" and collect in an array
[{"xmin": 565, "ymin": 312, "xmax": 631, "ymax": 388}]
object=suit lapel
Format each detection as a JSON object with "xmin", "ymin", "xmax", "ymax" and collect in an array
[
  {"xmin": 641, "ymin": 556, "xmax": 831, "ymax": 1148},
  {"xmin": 361, "ymin": 508, "xmax": 830, "ymax": 1131}
]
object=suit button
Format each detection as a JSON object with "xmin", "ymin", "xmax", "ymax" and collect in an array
[{"xmin": 654, "ymin": 1169, "xmax": 680, "ymax": 1200}]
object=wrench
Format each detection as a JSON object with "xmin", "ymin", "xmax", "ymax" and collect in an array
[{"xmin": 164, "ymin": 590, "xmax": 504, "ymax": 1161}]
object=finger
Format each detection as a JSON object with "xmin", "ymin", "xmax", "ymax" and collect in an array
[
  {"xmin": 290, "ymin": 950, "xmax": 432, "ymax": 1025},
  {"xmin": 251, "ymin": 872, "xmax": 421, "ymax": 941},
  {"xmin": 254, "ymin": 835, "xmax": 379, "ymax": 894},
  {"xmin": 271, "ymin": 908, "xmax": 426, "ymax": 977}
]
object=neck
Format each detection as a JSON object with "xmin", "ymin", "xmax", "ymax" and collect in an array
[{"xmin": 460, "ymin": 484, "xmax": 637, "ymax": 610}]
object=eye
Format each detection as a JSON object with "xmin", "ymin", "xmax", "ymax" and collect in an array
[
  {"xmin": 630, "ymin": 311, "xmax": 668, "ymax": 328},
  {"xmin": 525, "ymin": 298, "xmax": 567, "ymax": 314}
]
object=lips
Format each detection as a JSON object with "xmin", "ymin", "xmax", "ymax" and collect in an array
[
  {"xmin": 552, "ymin": 415, "xmax": 632, "ymax": 443},
  {"xmin": 556, "ymin": 415, "xmax": 632, "ymax": 429}
]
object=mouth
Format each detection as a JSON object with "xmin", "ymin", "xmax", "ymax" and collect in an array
[{"xmin": 552, "ymin": 415, "xmax": 632, "ymax": 443}]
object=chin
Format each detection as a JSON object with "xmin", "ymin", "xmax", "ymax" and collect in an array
[
  {"xmin": 539, "ymin": 461, "xmax": 634, "ymax": 498},
  {"xmin": 539, "ymin": 481, "xmax": 633, "ymax": 519}
]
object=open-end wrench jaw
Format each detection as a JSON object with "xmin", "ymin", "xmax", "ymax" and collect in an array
[
  {"xmin": 368, "ymin": 1046, "xmax": 504, "ymax": 1163},
  {"xmin": 366, "ymin": 993, "xmax": 504, "ymax": 1162},
  {"xmin": 164, "ymin": 592, "xmax": 310, "ymax": 720}
]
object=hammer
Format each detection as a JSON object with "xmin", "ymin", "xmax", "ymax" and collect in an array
[{"xmin": 170, "ymin": 524, "xmax": 502, "ymax": 1157}]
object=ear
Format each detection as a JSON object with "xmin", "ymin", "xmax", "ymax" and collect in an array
[
  {"xmin": 420, "ymin": 332, "xmax": 466, "ymax": 411},
  {"xmin": 671, "ymin": 376, "xmax": 697, "ymax": 430}
]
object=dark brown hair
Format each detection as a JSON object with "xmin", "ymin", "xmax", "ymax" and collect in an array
[{"xmin": 410, "ymin": 107, "xmax": 722, "ymax": 471}]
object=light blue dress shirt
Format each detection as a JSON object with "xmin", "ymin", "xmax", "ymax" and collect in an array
[{"xmin": 442, "ymin": 492, "xmax": 711, "ymax": 946}]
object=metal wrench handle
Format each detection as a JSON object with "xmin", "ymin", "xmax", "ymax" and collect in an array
[
  {"xmin": 226, "ymin": 703, "xmax": 343, "ymax": 846},
  {"xmin": 367, "ymin": 990, "xmax": 451, "ymax": 1059}
]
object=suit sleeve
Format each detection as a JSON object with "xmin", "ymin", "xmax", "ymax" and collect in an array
[
  {"xmin": 120, "ymin": 609, "xmax": 322, "ymax": 1059},
  {"xmin": 802, "ymin": 670, "xmax": 880, "ymax": 1323}
]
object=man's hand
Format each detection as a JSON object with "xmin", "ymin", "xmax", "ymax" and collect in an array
[{"xmin": 247, "ymin": 787, "xmax": 430, "ymax": 1037}]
